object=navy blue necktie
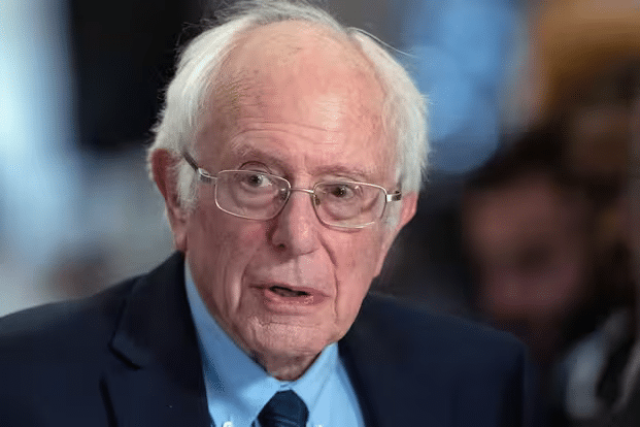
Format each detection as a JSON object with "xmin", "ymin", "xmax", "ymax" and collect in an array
[{"xmin": 258, "ymin": 390, "xmax": 309, "ymax": 427}]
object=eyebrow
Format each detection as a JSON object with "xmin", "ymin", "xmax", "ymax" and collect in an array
[
  {"xmin": 312, "ymin": 163, "xmax": 376, "ymax": 182},
  {"xmin": 231, "ymin": 146, "xmax": 288, "ymax": 171},
  {"xmin": 231, "ymin": 145, "xmax": 377, "ymax": 182}
]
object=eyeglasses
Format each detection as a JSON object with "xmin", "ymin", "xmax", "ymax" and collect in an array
[{"xmin": 183, "ymin": 152, "xmax": 402, "ymax": 229}]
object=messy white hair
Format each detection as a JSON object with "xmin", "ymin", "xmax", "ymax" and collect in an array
[{"xmin": 148, "ymin": 0, "xmax": 429, "ymax": 217}]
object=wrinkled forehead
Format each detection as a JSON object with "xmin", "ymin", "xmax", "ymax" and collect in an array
[
  {"xmin": 222, "ymin": 20, "xmax": 378, "ymax": 81},
  {"xmin": 202, "ymin": 20, "xmax": 389, "ymax": 150}
]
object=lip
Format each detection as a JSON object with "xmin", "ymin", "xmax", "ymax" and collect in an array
[{"xmin": 253, "ymin": 283, "xmax": 330, "ymax": 312}]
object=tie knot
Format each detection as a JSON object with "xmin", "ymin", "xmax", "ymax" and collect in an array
[{"xmin": 258, "ymin": 390, "xmax": 309, "ymax": 427}]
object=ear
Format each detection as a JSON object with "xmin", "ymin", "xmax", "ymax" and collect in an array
[
  {"xmin": 151, "ymin": 149, "xmax": 189, "ymax": 252},
  {"xmin": 396, "ymin": 191, "xmax": 419, "ymax": 231},
  {"xmin": 374, "ymin": 191, "xmax": 418, "ymax": 276}
]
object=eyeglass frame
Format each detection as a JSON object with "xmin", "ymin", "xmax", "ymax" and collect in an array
[{"xmin": 181, "ymin": 151, "xmax": 403, "ymax": 229}]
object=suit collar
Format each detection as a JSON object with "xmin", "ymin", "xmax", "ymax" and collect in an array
[{"xmin": 104, "ymin": 252, "xmax": 211, "ymax": 427}]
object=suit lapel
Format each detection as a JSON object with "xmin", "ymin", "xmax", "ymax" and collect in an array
[
  {"xmin": 339, "ymin": 294, "xmax": 456, "ymax": 427},
  {"xmin": 339, "ymin": 294, "xmax": 409, "ymax": 427},
  {"xmin": 102, "ymin": 253, "xmax": 211, "ymax": 427}
]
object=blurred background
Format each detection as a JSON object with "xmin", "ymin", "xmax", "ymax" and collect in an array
[{"xmin": 1, "ymin": 0, "xmax": 640, "ymax": 424}]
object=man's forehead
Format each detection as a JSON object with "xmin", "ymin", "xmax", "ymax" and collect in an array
[
  {"xmin": 225, "ymin": 20, "xmax": 370, "ymax": 73},
  {"xmin": 212, "ymin": 21, "xmax": 383, "ymax": 108},
  {"xmin": 196, "ymin": 20, "xmax": 389, "ymax": 156}
]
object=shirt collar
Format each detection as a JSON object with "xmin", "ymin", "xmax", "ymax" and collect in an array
[{"xmin": 184, "ymin": 264, "xmax": 338, "ymax": 427}]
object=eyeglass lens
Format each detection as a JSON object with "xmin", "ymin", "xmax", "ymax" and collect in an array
[{"xmin": 210, "ymin": 170, "xmax": 386, "ymax": 227}]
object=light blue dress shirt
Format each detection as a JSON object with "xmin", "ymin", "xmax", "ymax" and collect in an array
[{"xmin": 184, "ymin": 267, "xmax": 365, "ymax": 427}]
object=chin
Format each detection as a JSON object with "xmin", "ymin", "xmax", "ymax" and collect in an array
[{"xmin": 249, "ymin": 321, "xmax": 337, "ymax": 359}]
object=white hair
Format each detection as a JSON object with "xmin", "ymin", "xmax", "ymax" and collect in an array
[{"xmin": 148, "ymin": 0, "xmax": 429, "ymax": 214}]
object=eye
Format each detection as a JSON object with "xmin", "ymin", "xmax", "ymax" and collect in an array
[
  {"xmin": 237, "ymin": 162, "xmax": 276, "ymax": 189},
  {"xmin": 240, "ymin": 171, "xmax": 273, "ymax": 189},
  {"xmin": 330, "ymin": 184, "xmax": 353, "ymax": 198},
  {"xmin": 322, "ymin": 183, "xmax": 359, "ymax": 200}
]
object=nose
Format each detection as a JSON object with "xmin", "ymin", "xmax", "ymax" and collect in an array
[{"xmin": 269, "ymin": 189, "xmax": 321, "ymax": 256}]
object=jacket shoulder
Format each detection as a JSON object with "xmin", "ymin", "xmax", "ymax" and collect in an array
[
  {"xmin": 0, "ymin": 253, "xmax": 191, "ymax": 426},
  {"xmin": 355, "ymin": 292, "xmax": 526, "ymax": 362},
  {"xmin": 342, "ymin": 294, "xmax": 534, "ymax": 426},
  {"xmin": 0, "ymin": 277, "xmax": 137, "ymax": 359}
]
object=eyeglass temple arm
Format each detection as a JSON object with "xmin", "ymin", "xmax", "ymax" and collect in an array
[
  {"xmin": 182, "ymin": 151, "xmax": 215, "ymax": 183},
  {"xmin": 182, "ymin": 151, "xmax": 199, "ymax": 171},
  {"xmin": 386, "ymin": 192, "xmax": 402, "ymax": 202}
]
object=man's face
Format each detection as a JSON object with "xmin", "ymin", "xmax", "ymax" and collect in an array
[{"xmin": 165, "ymin": 22, "xmax": 415, "ymax": 367}]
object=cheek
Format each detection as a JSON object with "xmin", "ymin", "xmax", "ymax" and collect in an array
[
  {"xmin": 185, "ymin": 208, "xmax": 266, "ymax": 313},
  {"xmin": 332, "ymin": 230, "xmax": 385, "ymax": 323}
]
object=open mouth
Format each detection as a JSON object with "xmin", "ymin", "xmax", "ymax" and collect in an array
[{"xmin": 269, "ymin": 285, "xmax": 310, "ymax": 297}]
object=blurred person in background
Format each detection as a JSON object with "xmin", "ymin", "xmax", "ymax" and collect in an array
[
  {"xmin": 0, "ymin": 1, "xmax": 534, "ymax": 426},
  {"xmin": 461, "ymin": 127, "xmax": 634, "ymax": 426},
  {"xmin": 599, "ymin": 66, "xmax": 640, "ymax": 427},
  {"xmin": 460, "ymin": 0, "xmax": 640, "ymax": 424}
]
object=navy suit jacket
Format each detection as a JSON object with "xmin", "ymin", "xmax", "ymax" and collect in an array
[{"xmin": 0, "ymin": 252, "xmax": 533, "ymax": 426}]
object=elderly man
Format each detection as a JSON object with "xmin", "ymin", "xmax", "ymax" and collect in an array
[{"xmin": 0, "ymin": 1, "xmax": 531, "ymax": 426}]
